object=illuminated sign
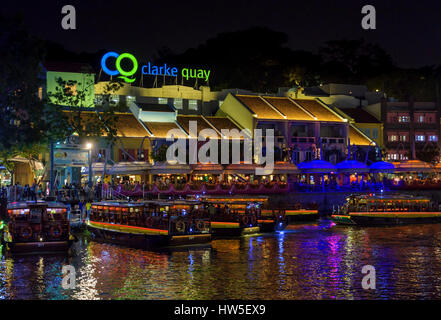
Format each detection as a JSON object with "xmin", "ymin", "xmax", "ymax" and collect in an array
[
  {"xmin": 101, "ymin": 51, "xmax": 210, "ymax": 84},
  {"xmin": 101, "ymin": 52, "xmax": 138, "ymax": 83}
]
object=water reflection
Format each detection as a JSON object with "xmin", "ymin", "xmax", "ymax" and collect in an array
[{"xmin": 2, "ymin": 221, "xmax": 441, "ymax": 299}]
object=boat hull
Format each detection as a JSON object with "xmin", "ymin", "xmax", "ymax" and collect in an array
[
  {"xmin": 210, "ymin": 221, "xmax": 260, "ymax": 237},
  {"xmin": 6, "ymin": 240, "xmax": 72, "ymax": 254},
  {"xmin": 332, "ymin": 212, "xmax": 441, "ymax": 226},
  {"xmin": 87, "ymin": 223, "xmax": 211, "ymax": 249}
]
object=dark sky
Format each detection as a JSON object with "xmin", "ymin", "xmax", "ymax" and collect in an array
[{"xmin": 2, "ymin": 0, "xmax": 441, "ymax": 68}]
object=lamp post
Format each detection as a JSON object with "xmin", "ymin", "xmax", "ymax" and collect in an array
[
  {"xmin": 87, "ymin": 143, "xmax": 93, "ymax": 188},
  {"xmin": 49, "ymin": 140, "xmax": 55, "ymax": 197}
]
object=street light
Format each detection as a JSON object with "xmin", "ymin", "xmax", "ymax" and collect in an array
[{"xmin": 87, "ymin": 143, "xmax": 93, "ymax": 188}]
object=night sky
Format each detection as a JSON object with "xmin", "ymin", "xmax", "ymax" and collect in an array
[{"xmin": 2, "ymin": 0, "xmax": 440, "ymax": 68}]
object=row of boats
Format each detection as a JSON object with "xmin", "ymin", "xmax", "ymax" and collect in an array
[
  {"xmin": 2, "ymin": 193, "xmax": 441, "ymax": 254},
  {"xmin": 0, "ymin": 196, "xmax": 318, "ymax": 254}
]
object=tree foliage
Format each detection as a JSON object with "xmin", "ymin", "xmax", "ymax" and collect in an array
[{"xmin": 416, "ymin": 143, "xmax": 440, "ymax": 165}]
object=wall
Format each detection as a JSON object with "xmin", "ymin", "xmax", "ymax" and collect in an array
[{"xmin": 46, "ymin": 71, "xmax": 95, "ymax": 108}]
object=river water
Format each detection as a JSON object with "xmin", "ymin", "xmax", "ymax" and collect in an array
[{"xmin": 2, "ymin": 219, "xmax": 441, "ymax": 300}]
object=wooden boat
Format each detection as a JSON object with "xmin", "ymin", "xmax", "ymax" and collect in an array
[
  {"xmin": 331, "ymin": 194, "xmax": 441, "ymax": 226},
  {"xmin": 163, "ymin": 198, "xmax": 261, "ymax": 236},
  {"xmin": 1, "ymin": 201, "xmax": 74, "ymax": 254},
  {"xmin": 196, "ymin": 196, "xmax": 285, "ymax": 234},
  {"xmin": 86, "ymin": 201, "xmax": 211, "ymax": 249}
]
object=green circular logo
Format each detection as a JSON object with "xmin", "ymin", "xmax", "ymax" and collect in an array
[{"xmin": 116, "ymin": 53, "xmax": 138, "ymax": 77}]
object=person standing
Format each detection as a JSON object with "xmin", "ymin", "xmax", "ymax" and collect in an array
[
  {"xmin": 30, "ymin": 181, "xmax": 37, "ymax": 201},
  {"xmin": 85, "ymin": 201, "xmax": 92, "ymax": 221}
]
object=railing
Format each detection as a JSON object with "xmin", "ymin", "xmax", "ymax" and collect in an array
[{"xmin": 105, "ymin": 182, "xmax": 290, "ymax": 198}]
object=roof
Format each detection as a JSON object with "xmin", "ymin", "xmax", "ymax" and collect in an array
[
  {"xmin": 137, "ymin": 103, "xmax": 175, "ymax": 113},
  {"xmin": 43, "ymin": 61, "xmax": 95, "ymax": 74},
  {"xmin": 204, "ymin": 116, "xmax": 243, "ymax": 133},
  {"xmin": 177, "ymin": 115, "xmax": 218, "ymax": 137},
  {"xmin": 235, "ymin": 95, "xmax": 285, "ymax": 119},
  {"xmin": 262, "ymin": 97, "xmax": 315, "ymax": 121},
  {"xmin": 112, "ymin": 113, "xmax": 149, "ymax": 137},
  {"xmin": 64, "ymin": 111, "xmax": 148, "ymax": 138},
  {"xmin": 233, "ymin": 95, "xmax": 344, "ymax": 122},
  {"xmin": 293, "ymin": 99, "xmax": 343, "ymax": 122},
  {"xmin": 143, "ymin": 122, "xmax": 187, "ymax": 138},
  {"xmin": 340, "ymin": 108, "xmax": 380, "ymax": 123},
  {"xmin": 349, "ymin": 126, "xmax": 372, "ymax": 146}
]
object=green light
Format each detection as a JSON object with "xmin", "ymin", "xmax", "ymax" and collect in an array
[{"xmin": 116, "ymin": 53, "xmax": 138, "ymax": 77}]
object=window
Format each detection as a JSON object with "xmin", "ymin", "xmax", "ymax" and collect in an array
[
  {"xmin": 110, "ymin": 95, "xmax": 119, "ymax": 105},
  {"xmin": 372, "ymin": 128, "xmax": 379, "ymax": 139},
  {"xmin": 174, "ymin": 98, "xmax": 183, "ymax": 109},
  {"xmin": 389, "ymin": 135, "xmax": 398, "ymax": 142},
  {"xmin": 188, "ymin": 99, "xmax": 198, "ymax": 111},
  {"xmin": 428, "ymin": 135, "xmax": 438, "ymax": 142},
  {"xmin": 94, "ymin": 95, "xmax": 103, "ymax": 106},
  {"xmin": 400, "ymin": 153, "xmax": 408, "ymax": 160},
  {"xmin": 158, "ymin": 97, "xmax": 168, "ymax": 104},
  {"xmin": 126, "ymin": 96, "xmax": 136, "ymax": 104},
  {"xmin": 399, "ymin": 133, "xmax": 408, "ymax": 142},
  {"xmin": 388, "ymin": 153, "xmax": 399, "ymax": 160},
  {"xmin": 415, "ymin": 135, "xmax": 425, "ymax": 142},
  {"xmin": 398, "ymin": 116, "xmax": 410, "ymax": 123},
  {"xmin": 38, "ymin": 87, "xmax": 43, "ymax": 100},
  {"xmin": 417, "ymin": 115, "xmax": 424, "ymax": 123}
]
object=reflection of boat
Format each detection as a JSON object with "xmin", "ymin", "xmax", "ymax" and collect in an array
[
  {"xmin": 331, "ymin": 194, "xmax": 441, "ymax": 226},
  {"xmin": 1, "ymin": 201, "xmax": 74, "ymax": 254},
  {"xmin": 87, "ymin": 201, "xmax": 211, "ymax": 249}
]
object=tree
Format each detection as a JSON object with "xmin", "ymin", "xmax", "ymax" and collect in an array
[
  {"xmin": 416, "ymin": 143, "xmax": 440, "ymax": 165},
  {"xmin": 157, "ymin": 27, "xmax": 321, "ymax": 92},
  {"xmin": 150, "ymin": 144, "xmax": 168, "ymax": 163},
  {"xmin": 0, "ymin": 15, "xmax": 48, "ymax": 151},
  {"xmin": 319, "ymin": 39, "xmax": 394, "ymax": 85}
]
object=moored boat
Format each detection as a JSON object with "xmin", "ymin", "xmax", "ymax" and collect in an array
[
  {"xmin": 197, "ymin": 196, "xmax": 284, "ymax": 233},
  {"xmin": 86, "ymin": 201, "xmax": 211, "ymax": 249},
  {"xmin": 331, "ymin": 194, "xmax": 441, "ymax": 226},
  {"xmin": 1, "ymin": 201, "xmax": 74, "ymax": 254}
]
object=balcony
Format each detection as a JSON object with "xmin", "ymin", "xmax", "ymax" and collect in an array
[
  {"xmin": 291, "ymin": 137, "xmax": 315, "ymax": 144},
  {"xmin": 321, "ymin": 137, "xmax": 345, "ymax": 145}
]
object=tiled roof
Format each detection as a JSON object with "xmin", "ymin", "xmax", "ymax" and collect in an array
[
  {"xmin": 143, "ymin": 122, "xmax": 187, "ymax": 138},
  {"xmin": 234, "ymin": 95, "xmax": 343, "ymax": 122},
  {"xmin": 113, "ymin": 113, "xmax": 149, "ymax": 137},
  {"xmin": 262, "ymin": 97, "xmax": 315, "ymax": 121},
  {"xmin": 340, "ymin": 108, "xmax": 380, "ymax": 123},
  {"xmin": 293, "ymin": 99, "xmax": 343, "ymax": 122},
  {"xmin": 177, "ymin": 115, "xmax": 217, "ymax": 137},
  {"xmin": 235, "ymin": 95, "xmax": 284, "ymax": 119},
  {"xmin": 204, "ymin": 116, "xmax": 243, "ymax": 132},
  {"xmin": 349, "ymin": 126, "xmax": 372, "ymax": 146},
  {"xmin": 64, "ymin": 111, "xmax": 148, "ymax": 138}
]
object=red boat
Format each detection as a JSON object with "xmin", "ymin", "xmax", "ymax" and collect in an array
[{"xmin": 1, "ymin": 201, "xmax": 74, "ymax": 254}]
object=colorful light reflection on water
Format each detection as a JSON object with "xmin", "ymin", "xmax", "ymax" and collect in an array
[{"xmin": 2, "ymin": 220, "xmax": 441, "ymax": 299}]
